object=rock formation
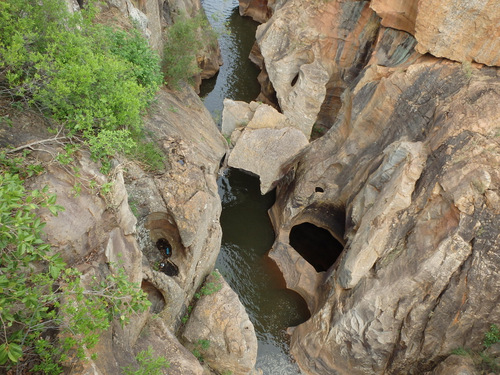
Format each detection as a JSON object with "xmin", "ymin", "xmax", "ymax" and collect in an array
[
  {"xmin": 250, "ymin": 0, "xmax": 500, "ymax": 374},
  {"xmin": 221, "ymin": 99, "xmax": 308, "ymax": 194},
  {"xmin": 182, "ymin": 271, "xmax": 259, "ymax": 375},
  {"xmin": 0, "ymin": 2, "xmax": 255, "ymax": 373},
  {"xmin": 369, "ymin": 0, "xmax": 500, "ymax": 66},
  {"xmin": 255, "ymin": 0, "xmax": 380, "ymax": 138}
]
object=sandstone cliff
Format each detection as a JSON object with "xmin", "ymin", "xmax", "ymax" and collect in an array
[
  {"xmin": 235, "ymin": 0, "xmax": 500, "ymax": 374},
  {"xmin": 0, "ymin": 1, "xmax": 259, "ymax": 374}
]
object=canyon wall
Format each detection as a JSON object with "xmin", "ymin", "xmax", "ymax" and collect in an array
[
  {"xmin": 1, "ymin": 2, "xmax": 259, "ymax": 374},
  {"xmin": 247, "ymin": 0, "xmax": 500, "ymax": 374}
]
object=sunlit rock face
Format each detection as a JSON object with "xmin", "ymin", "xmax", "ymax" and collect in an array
[
  {"xmin": 270, "ymin": 54, "xmax": 500, "ymax": 374},
  {"xmin": 369, "ymin": 0, "xmax": 500, "ymax": 66},
  {"xmin": 255, "ymin": 0, "xmax": 380, "ymax": 138},
  {"xmin": 256, "ymin": 1, "xmax": 500, "ymax": 372}
]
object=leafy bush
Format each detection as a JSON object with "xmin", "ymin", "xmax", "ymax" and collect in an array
[
  {"xmin": 0, "ymin": 0, "xmax": 164, "ymax": 169},
  {"xmin": 484, "ymin": 324, "xmax": 500, "ymax": 348},
  {"xmin": 122, "ymin": 347, "xmax": 170, "ymax": 375},
  {"xmin": 0, "ymin": 155, "xmax": 152, "ymax": 373},
  {"xmin": 163, "ymin": 14, "xmax": 214, "ymax": 86}
]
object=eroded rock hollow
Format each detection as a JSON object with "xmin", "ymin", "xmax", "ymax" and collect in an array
[{"xmin": 229, "ymin": 0, "xmax": 500, "ymax": 374}]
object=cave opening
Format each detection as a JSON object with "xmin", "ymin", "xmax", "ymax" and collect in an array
[
  {"xmin": 141, "ymin": 280, "xmax": 166, "ymax": 314},
  {"xmin": 291, "ymin": 72, "xmax": 299, "ymax": 87},
  {"xmin": 289, "ymin": 222, "xmax": 344, "ymax": 272}
]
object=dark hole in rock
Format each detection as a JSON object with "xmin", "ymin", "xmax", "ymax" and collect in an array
[
  {"xmin": 159, "ymin": 260, "xmax": 179, "ymax": 277},
  {"xmin": 291, "ymin": 72, "xmax": 299, "ymax": 87},
  {"xmin": 141, "ymin": 280, "xmax": 165, "ymax": 314},
  {"xmin": 156, "ymin": 238, "xmax": 172, "ymax": 258},
  {"xmin": 289, "ymin": 222, "xmax": 344, "ymax": 272},
  {"xmin": 315, "ymin": 187, "xmax": 324, "ymax": 193}
]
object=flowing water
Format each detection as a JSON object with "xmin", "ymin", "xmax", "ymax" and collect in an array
[
  {"xmin": 200, "ymin": 0, "xmax": 261, "ymax": 123},
  {"xmin": 200, "ymin": 1, "xmax": 310, "ymax": 374}
]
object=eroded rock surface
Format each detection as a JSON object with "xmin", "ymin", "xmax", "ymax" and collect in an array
[
  {"xmin": 369, "ymin": 0, "xmax": 500, "ymax": 66},
  {"xmin": 239, "ymin": 0, "xmax": 272, "ymax": 23},
  {"xmin": 255, "ymin": 0, "xmax": 380, "ymax": 137},
  {"xmin": 269, "ymin": 56, "xmax": 500, "ymax": 374},
  {"xmin": 182, "ymin": 272, "xmax": 259, "ymax": 375},
  {"xmin": 414, "ymin": 0, "xmax": 500, "ymax": 66}
]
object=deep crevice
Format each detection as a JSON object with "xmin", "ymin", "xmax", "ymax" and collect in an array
[{"xmin": 289, "ymin": 222, "xmax": 344, "ymax": 272}]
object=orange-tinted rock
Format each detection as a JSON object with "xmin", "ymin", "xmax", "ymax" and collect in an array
[
  {"xmin": 370, "ymin": 0, "xmax": 418, "ymax": 34},
  {"xmin": 414, "ymin": 0, "xmax": 500, "ymax": 66},
  {"xmin": 268, "ymin": 57, "xmax": 500, "ymax": 374},
  {"xmin": 239, "ymin": 0, "xmax": 272, "ymax": 23}
]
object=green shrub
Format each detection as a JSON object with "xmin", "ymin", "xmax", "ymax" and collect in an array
[
  {"xmin": 122, "ymin": 347, "xmax": 170, "ymax": 375},
  {"xmin": 484, "ymin": 324, "xmax": 500, "ymax": 348},
  {"xmin": 163, "ymin": 14, "xmax": 213, "ymax": 86},
  {"xmin": 191, "ymin": 339, "xmax": 210, "ymax": 362},
  {"xmin": 0, "ymin": 0, "xmax": 163, "ymax": 169},
  {"xmin": 0, "ymin": 155, "xmax": 152, "ymax": 374}
]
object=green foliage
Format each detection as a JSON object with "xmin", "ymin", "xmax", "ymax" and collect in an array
[
  {"xmin": 194, "ymin": 271, "xmax": 222, "ymax": 299},
  {"xmin": 450, "ymin": 347, "xmax": 470, "ymax": 356},
  {"xmin": 122, "ymin": 347, "xmax": 170, "ymax": 375},
  {"xmin": 181, "ymin": 305, "xmax": 193, "ymax": 325},
  {"xmin": 0, "ymin": 0, "xmax": 164, "ymax": 170},
  {"xmin": 0, "ymin": 155, "xmax": 151, "ymax": 374},
  {"xmin": 191, "ymin": 339, "xmax": 210, "ymax": 362},
  {"xmin": 133, "ymin": 141, "xmax": 165, "ymax": 172},
  {"xmin": 163, "ymin": 14, "xmax": 212, "ymax": 86},
  {"xmin": 449, "ymin": 324, "xmax": 500, "ymax": 374},
  {"xmin": 484, "ymin": 324, "xmax": 500, "ymax": 348}
]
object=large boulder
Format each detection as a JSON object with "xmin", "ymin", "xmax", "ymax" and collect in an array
[
  {"xmin": 222, "ymin": 98, "xmax": 306, "ymax": 194},
  {"xmin": 228, "ymin": 126, "xmax": 307, "ymax": 194},
  {"xmin": 182, "ymin": 272, "xmax": 259, "ymax": 375}
]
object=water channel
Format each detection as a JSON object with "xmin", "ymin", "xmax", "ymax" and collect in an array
[{"xmin": 200, "ymin": 1, "xmax": 310, "ymax": 373}]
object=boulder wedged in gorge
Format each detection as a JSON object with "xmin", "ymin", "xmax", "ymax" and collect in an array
[
  {"xmin": 228, "ymin": 126, "xmax": 308, "ymax": 194},
  {"xmin": 255, "ymin": 0, "xmax": 380, "ymax": 138},
  {"xmin": 268, "ymin": 56, "xmax": 500, "ymax": 374},
  {"xmin": 222, "ymin": 99, "xmax": 308, "ymax": 194}
]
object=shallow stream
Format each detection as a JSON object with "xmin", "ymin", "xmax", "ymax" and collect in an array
[{"xmin": 200, "ymin": 1, "xmax": 310, "ymax": 373}]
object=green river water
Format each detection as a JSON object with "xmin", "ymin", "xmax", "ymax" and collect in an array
[{"xmin": 200, "ymin": 1, "xmax": 310, "ymax": 373}]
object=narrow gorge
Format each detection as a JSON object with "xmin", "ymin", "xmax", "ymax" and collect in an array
[{"xmin": 0, "ymin": 0, "xmax": 499, "ymax": 375}]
